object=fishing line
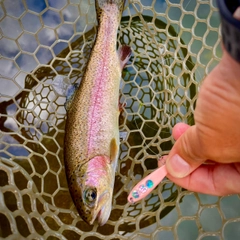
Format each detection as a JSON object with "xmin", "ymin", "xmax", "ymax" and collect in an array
[{"xmin": 128, "ymin": 54, "xmax": 203, "ymax": 158}]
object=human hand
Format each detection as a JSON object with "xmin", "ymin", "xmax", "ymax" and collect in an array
[{"xmin": 164, "ymin": 8, "xmax": 240, "ymax": 196}]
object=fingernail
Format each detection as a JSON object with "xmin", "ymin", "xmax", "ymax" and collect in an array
[{"xmin": 167, "ymin": 154, "xmax": 190, "ymax": 178}]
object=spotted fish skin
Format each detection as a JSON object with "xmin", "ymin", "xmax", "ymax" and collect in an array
[{"xmin": 64, "ymin": 0, "xmax": 131, "ymax": 225}]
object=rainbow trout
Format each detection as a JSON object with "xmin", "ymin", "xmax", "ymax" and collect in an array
[{"xmin": 64, "ymin": 0, "xmax": 131, "ymax": 225}]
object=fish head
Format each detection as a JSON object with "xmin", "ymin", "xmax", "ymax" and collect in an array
[{"xmin": 69, "ymin": 155, "xmax": 114, "ymax": 226}]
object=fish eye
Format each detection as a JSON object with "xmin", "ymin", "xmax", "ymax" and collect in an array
[{"xmin": 84, "ymin": 188, "xmax": 97, "ymax": 206}]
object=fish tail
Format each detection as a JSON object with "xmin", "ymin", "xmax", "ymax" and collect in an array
[{"xmin": 95, "ymin": 0, "xmax": 126, "ymax": 22}]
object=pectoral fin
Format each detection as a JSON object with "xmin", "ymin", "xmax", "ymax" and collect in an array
[{"xmin": 110, "ymin": 138, "xmax": 119, "ymax": 170}]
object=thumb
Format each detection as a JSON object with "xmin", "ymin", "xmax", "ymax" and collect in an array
[{"xmin": 166, "ymin": 125, "xmax": 206, "ymax": 178}]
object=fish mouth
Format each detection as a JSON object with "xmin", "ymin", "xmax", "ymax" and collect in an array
[{"xmin": 89, "ymin": 191, "xmax": 111, "ymax": 226}]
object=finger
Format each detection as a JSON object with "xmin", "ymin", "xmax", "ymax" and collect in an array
[
  {"xmin": 166, "ymin": 125, "xmax": 206, "ymax": 178},
  {"xmin": 166, "ymin": 162, "xmax": 240, "ymax": 196},
  {"xmin": 172, "ymin": 123, "xmax": 191, "ymax": 140}
]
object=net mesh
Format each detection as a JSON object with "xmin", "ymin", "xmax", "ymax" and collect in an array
[{"xmin": 0, "ymin": 0, "xmax": 240, "ymax": 239}]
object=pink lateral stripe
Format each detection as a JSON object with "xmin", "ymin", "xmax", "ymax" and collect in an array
[{"xmin": 87, "ymin": 4, "xmax": 119, "ymax": 155}]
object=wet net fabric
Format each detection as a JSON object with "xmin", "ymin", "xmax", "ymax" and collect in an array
[{"xmin": 0, "ymin": 0, "xmax": 240, "ymax": 239}]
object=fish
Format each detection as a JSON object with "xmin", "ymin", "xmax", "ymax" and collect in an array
[{"xmin": 63, "ymin": 0, "xmax": 131, "ymax": 225}]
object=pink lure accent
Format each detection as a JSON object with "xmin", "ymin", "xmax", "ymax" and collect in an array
[{"xmin": 128, "ymin": 164, "xmax": 168, "ymax": 204}]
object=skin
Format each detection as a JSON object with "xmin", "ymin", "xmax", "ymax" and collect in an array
[
  {"xmin": 64, "ymin": 0, "xmax": 129, "ymax": 225},
  {"xmin": 162, "ymin": 8, "xmax": 240, "ymax": 196}
]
